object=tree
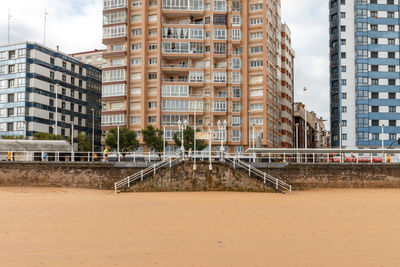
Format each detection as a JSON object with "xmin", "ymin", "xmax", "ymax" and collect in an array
[
  {"xmin": 105, "ymin": 127, "xmax": 139, "ymax": 152},
  {"xmin": 142, "ymin": 125, "xmax": 163, "ymax": 152},
  {"xmin": 77, "ymin": 133, "xmax": 91, "ymax": 152},
  {"xmin": 33, "ymin": 132, "xmax": 66, "ymax": 140},
  {"xmin": 173, "ymin": 126, "xmax": 207, "ymax": 151}
]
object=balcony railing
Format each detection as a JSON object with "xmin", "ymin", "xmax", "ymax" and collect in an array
[
  {"xmin": 163, "ymin": 63, "xmax": 203, "ymax": 69},
  {"xmin": 162, "ymin": 79, "xmax": 204, "ymax": 83},
  {"xmin": 162, "ymin": 4, "xmax": 204, "ymax": 11},
  {"xmin": 163, "ymin": 21, "xmax": 204, "ymax": 25},
  {"xmin": 162, "ymin": 49, "xmax": 203, "ymax": 54},
  {"xmin": 104, "ymin": 0, "xmax": 127, "ymax": 10}
]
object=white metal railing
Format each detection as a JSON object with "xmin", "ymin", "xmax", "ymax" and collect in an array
[
  {"xmin": 224, "ymin": 153, "xmax": 292, "ymax": 192},
  {"xmin": 0, "ymin": 151, "xmax": 164, "ymax": 163},
  {"xmin": 2, "ymin": 149, "xmax": 399, "ymax": 165},
  {"xmin": 114, "ymin": 155, "xmax": 182, "ymax": 192}
]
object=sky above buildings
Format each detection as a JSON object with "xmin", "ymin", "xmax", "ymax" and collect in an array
[{"xmin": 0, "ymin": 0, "xmax": 330, "ymax": 128}]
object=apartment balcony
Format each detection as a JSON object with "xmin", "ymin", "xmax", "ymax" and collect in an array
[
  {"xmin": 162, "ymin": 3, "xmax": 205, "ymax": 17},
  {"xmin": 103, "ymin": 0, "xmax": 127, "ymax": 11},
  {"xmin": 162, "ymin": 79, "xmax": 204, "ymax": 86},
  {"xmin": 213, "ymin": 80, "xmax": 227, "ymax": 87},
  {"xmin": 213, "ymin": 94, "xmax": 227, "ymax": 99},
  {"xmin": 162, "ymin": 63, "xmax": 203, "ymax": 73},
  {"xmin": 162, "ymin": 49, "xmax": 204, "ymax": 59},
  {"xmin": 161, "ymin": 93, "xmax": 204, "ymax": 99},
  {"xmin": 103, "ymin": 50, "xmax": 127, "ymax": 59},
  {"xmin": 163, "ymin": 21, "xmax": 204, "ymax": 26}
]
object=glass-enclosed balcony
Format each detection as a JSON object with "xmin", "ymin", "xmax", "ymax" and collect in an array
[
  {"xmin": 162, "ymin": 0, "xmax": 204, "ymax": 11},
  {"xmin": 162, "ymin": 42, "xmax": 204, "ymax": 55},
  {"xmin": 103, "ymin": 0, "xmax": 127, "ymax": 10}
]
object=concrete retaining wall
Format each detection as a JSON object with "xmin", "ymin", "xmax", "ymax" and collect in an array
[{"xmin": 0, "ymin": 162, "xmax": 399, "ymax": 191}]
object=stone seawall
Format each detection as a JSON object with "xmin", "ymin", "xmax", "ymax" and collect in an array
[
  {"xmin": 0, "ymin": 162, "xmax": 400, "ymax": 191},
  {"xmin": 261, "ymin": 164, "xmax": 400, "ymax": 190},
  {"xmin": 0, "ymin": 162, "xmax": 144, "ymax": 190}
]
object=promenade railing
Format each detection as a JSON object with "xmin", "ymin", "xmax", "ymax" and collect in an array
[{"xmin": 1, "ymin": 149, "xmax": 400, "ymax": 164}]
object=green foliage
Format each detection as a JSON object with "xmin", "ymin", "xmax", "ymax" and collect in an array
[
  {"xmin": 142, "ymin": 125, "xmax": 164, "ymax": 152},
  {"xmin": 173, "ymin": 126, "xmax": 207, "ymax": 151},
  {"xmin": 33, "ymin": 132, "xmax": 66, "ymax": 140},
  {"xmin": 105, "ymin": 127, "xmax": 139, "ymax": 152},
  {"xmin": 1, "ymin": 135, "xmax": 24, "ymax": 140},
  {"xmin": 77, "ymin": 133, "xmax": 91, "ymax": 152}
]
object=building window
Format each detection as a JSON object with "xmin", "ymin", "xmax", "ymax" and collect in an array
[
  {"xmin": 231, "ymin": 129, "xmax": 241, "ymax": 142},
  {"xmin": 213, "ymin": 29, "xmax": 226, "ymax": 40},
  {"xmin": 132, "ymin": 43, "xmax": 142, "ymax": 50},
  {"xmin": 132, "ymin": 29, "xmax": 142, "ymax": 36},
  {"xmin": 148, "ymin": 102, "xmax": 157, "ymax": 109},
  {"xmin": 389, "ymin": 133, "xmax": 396, "ymax": 140},
  {"xmin": 231, "ymin": 15, "xmax": 241, "ymax": 26},
  {"xmin": 213, "ymin": 14, "xmax": 227, "ymax": 25},
  {"xmin": 148, "ymin": 58, "xmax": 157, "ymax": 64},
  {"xmin": 148, "ymin": 73, "xmax": 157, "ymax": 79},
  {"xmin": 372, "ymin": 133, "xmax": 380, "ymax": 141},
  {"xmin": 371, "ymin": 106, "xmax": 379, "ymax": 112},
  {"xmin": 371, "ymin": 120, "xmax": 379, "ymax": 126},
  {"xmin": 389, "ymin": 106, "xmax": 396, "ymax": 112},
  {"xmin": 231, "ymin": 116, "xmax": 241, "ymax": 127},
  {"xmin": 148, "ymin": 44, "xmax": 157, "ymax": 50},
  {"xmin": 389, "ymin": 120, "xmax": 396, "ymax": 127},
  {"xmin": 213, "ymin": 0, "xmax": 226, "ymax": 11},
  {"xmin": 148, "ymin": 116, "xmax": 157, "ymax": 123}
]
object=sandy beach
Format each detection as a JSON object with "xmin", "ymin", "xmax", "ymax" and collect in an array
[{"xmin": 0, "ymin": 188, "xmax": 399, "ymax": 266}]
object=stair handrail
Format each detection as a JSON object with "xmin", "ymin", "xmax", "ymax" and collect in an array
[
  {"xmin": 224, "ymin": 153, "xmax": 292, "ymax": 192},
  {"xmin": 114, "ymin": 155, "xmax": 182, "ymax": 192}
]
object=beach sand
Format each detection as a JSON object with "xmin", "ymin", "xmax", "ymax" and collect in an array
[{"xmin": 0, "ymin": 187, "xmax": 399, "ymax": 266}]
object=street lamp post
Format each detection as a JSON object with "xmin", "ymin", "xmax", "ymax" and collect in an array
[
  {"xmin": 55, "ymin": 84, "xmax": 59, "ymax": 136},
  {"xmin": 248, "ymin": 111, "xmax": 251, "ymax": 154},
  {"xmin": 252, "ymin": 123, "xmax": 255, "ymax": 162},
  {"xmin": 217, "ymin": 120, "xmax": 227, "ymax": 161},
  {"xmin": 177, "ymin": 120, "xmax": 188, "ymax": 158},
  {"xmin": 117, "ymin": 124, "xmax": 120, "ymax": 162},
  {"xmin": 193, "ymin": 108, "xmax": 197, "ymax": 170},
  {"xmin": 339, "ymin": 123, "xmax": 342, "ymax": 163},
  {"xmin": 163, "ymin": 124, "xmax": 166, "ymax": 160},
  {"xmin": 71, "ymin": 121, "xmax": 74, "ymax": 162},
  {"xmin": 23, "ymin": 121, "xmax": 27, "ymax": 140},
  {"xmin": 304, "ymin": 87, "xmax": 307, "ymax": 149},
  {"xmin": 382, "ymin": 124, "xmax": 385, "ymax": 162},
  {"xmin": 296, "ymin": 123, "xmax": 299, "ymax": 162},
  {"xmin": 208, "ymin": 123, "xmax": 212, "ymax": 170},
  {"xmin": 91, "ymin": 108, "xmax": 94, "ymax": 161}
]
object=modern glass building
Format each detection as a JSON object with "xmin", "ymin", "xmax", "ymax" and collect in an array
[
  {"xmin": 330, "ymin": 0, "xmax": 400, "ymax": 148},
  {"xmin": 0, "ymin": 42, "xmax": 102, "ymax": 149}
]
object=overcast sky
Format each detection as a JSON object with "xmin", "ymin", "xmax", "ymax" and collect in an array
[{"xmin": 0, "ymin": 0, "xmax": 330, "ymax": 127}]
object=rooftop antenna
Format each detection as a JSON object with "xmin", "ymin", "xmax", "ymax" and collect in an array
[
  {"xmin": 7, "ymin": 9, "xmax": 12, "ymax": 44},
  {"xmin": 43, "ymin": 6, "xmax": 48, "ymax": 45}
]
